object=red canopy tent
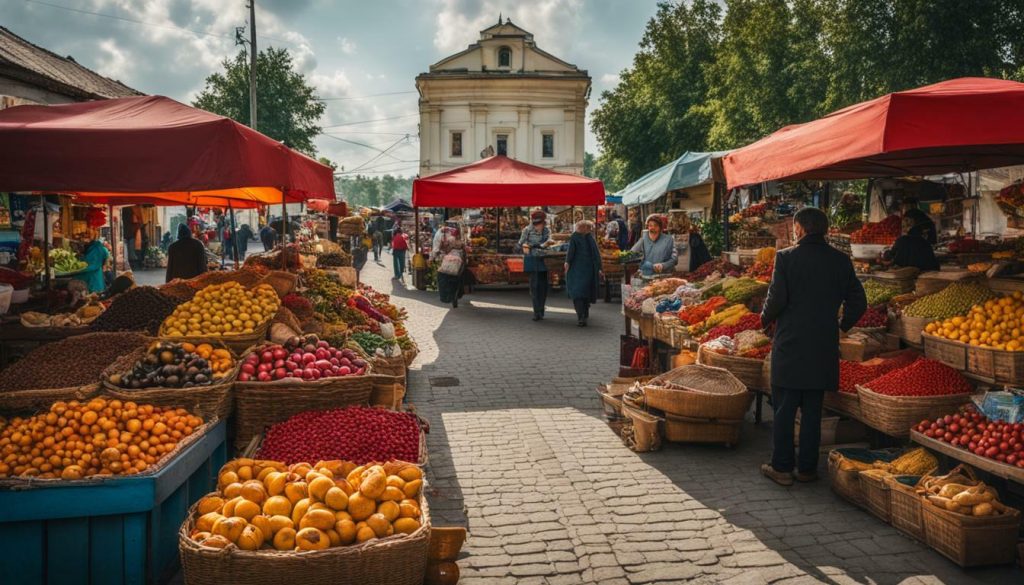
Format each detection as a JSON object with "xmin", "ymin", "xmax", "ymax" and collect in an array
[
  {"xmin": 412, "ymin": 155, "xmax": 605, "ymax": 207},
  {"xmin": 723, "ymin": 77, "xmax": 1024, "ymax": 189}
]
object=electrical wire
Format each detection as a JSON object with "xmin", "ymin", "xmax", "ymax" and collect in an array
[
  {"xmin": 344, "ymin": 135, "xmax": 410, "ymax": 174},
  {"xmin": 321, "ymin": 113, "xmax": 419, "ymax": 129},
  {"xmin": 317, "ymin": 91, "xmax": 417, "ymax": 101}
]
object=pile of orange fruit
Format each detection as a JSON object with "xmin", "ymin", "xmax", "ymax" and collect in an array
[
  {"xmin": 925, "ymin": 291, "xmax": 1024, "ymax": 350},
  {"xmin": 0, "ymin": 398, "xmax": 203, "ymax": 479},
  {"xmin": 180, "ymin": 343, "xmax": 235, "ymax": 378}
]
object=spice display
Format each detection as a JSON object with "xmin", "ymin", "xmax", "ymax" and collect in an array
[
  {"xmin": 676, "ymin": 296, "xmax": 728, "ymax": 326},
  {"xmin": 916, "ymin": 405, "xmax": 1024, "ymax": 468},
  {"xmin": 258, "ymin": 407, "xmax": 421, "ymax": 464},
  {"xmin": 903, "ymin": 281, "xmax": 996, "ymax": 319},
  {"xmin": 189, "ymin": 458, "xmax": 423, "ymax": 550},
  {"xmin": 700, "ymin": 313, "xmax": 761, "ymax": 343},
  {"xmin": 838, "ymin": 352, "xmax": 917, "ymax": 393},
  {"xmin": 925, "ymin": 292, "xmax": 1024, "ymax": 350},
  {"xmin": 863, "ymin": 279, "xmax": 902, "ymax": 306},
  {"xmin": 916, "ymin": 464, "xmax": 1014, "ymax": 516},
  {"xmin": 160, "ymin": 282, "xmax": 280, "ymax": 337},
  {"xmin": 0, "ymin": 398, "xmax": 203, "ymax": 478},
  {"xmin": 107, "ymin": 342, "xmax": 235, "ymax": 389},
  {"xmin": 91, "ymin": 286, "xmax": 181, "ymax": 334},
  {"xmin": 0, "ymin": 332, "xmax": 149, "ymax": 391},
  {"xmin": 853, "ymin": 305, "xmax": 888, "ymax": 328},
  {"xmin": 850, "ymin": 215, "xmax": 901, "ymax": 245},
  {"xmin": 239, "ymin": 336, "xmax": 368, "ymax": 382},
  {"xmin": 693, "ymin": 304, "xmax": 750, "ymax": 334},
  {"xmin": 862, "ymin": 358, "xmax": 972, "ymax": 396},
  {"xmin": 315, "ymin": 250, "xmax": 352, "ymax": 268}
]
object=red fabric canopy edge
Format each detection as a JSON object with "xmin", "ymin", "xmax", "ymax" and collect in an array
[
  {"xmin": 412, "ymin": 156, "xmax": 605, "ymax": 207},
  {"xmin": 723, "ymin": 77, "xmax": 1024, "ymax": 189}
]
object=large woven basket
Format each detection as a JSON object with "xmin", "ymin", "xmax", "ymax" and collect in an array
[
  {"xmin": 827, "ymin": 450, "xmax": 866, "ymax": 507},
  {"xmin": 823, "ymin": 390, "xmax": 862, "ymax": 420},
  {"xmin": 886, "ymin": 475, "xmax": 926, "ymax": 542},
  {"xmin": 369, "ymin": 374, "xmax": 406, "ymax": 410},
  {"xmin": 921, "ymin": 501, "xmax": 1021, "ymax": 567},
  {"xmin": 857, "ymin": 471, "xmax": 891, "ymax": 523},
  {"xmin": 179, "ymin": 481, "xmax": 430, "ymax": 585},
  {"xmin": 891, "ymin": 314, "xmax": 935, "ymax": 346},
  {"xmin": 160, "ymin": 321, "xmax": 270, "ymax": 355},
  {"xmin": 620, "ymin": 403, "xmax": 661, "ymax": 452},
  {"xmin": 696, "ymin": 345, "xmax": 768, "ymax": 390},
  {"xmin": 99, "ymin": 345, "xmax": 238, "ymax": 420},
  {"xmin": 0, "ymin": 383, "xmax": 99, "ymax": 414},
  {"xmin": 662, "ymin": 413, "xmax": 743, "ymax": 446},
  {"xmin": 857, "ymin": 384, "xmax": 972, "ymax": 437},
  {"xmin": 234, "ymin": 376, "xmax": 374, "ymax": 449},
  {"xmin": 638, "ymin": 364, "xmax": 752, "ymax": 420}
]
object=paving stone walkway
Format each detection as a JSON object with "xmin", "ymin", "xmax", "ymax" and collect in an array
[{"xmin": 367, "ymin": 256, "xmax": 1017, "ymax": 584}]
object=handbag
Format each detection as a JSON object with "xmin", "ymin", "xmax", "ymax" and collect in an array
[{"xmin": 439, "ymin": 251, "xmax": 463, "ymax": 275}]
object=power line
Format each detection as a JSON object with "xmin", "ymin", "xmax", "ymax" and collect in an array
[
  {"xmin": 344, "ymin": 135, "xmax": 411, "ymax": 174},
  {"xmin": 322, "ymin": 113, "xmax": 419, "ymax": 129},
  {"xmin": 324, "ymin": 130, "xmax": 418, "ymax": 137},
  {"xmin": 317, "ymin": 91, "xmax": 417, "ymax": 102},
  {"xmin": 320, "ymin": 135, "xmax": 416, "ymax": 164}
]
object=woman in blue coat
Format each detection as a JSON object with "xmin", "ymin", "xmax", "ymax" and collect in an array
[
  {"xmin": 564, "ymin": 220, "xmax": 603, "ymax": 327},
  {"xmin": 77, "ymin": 229, "xmax": 109, "ymax": 293}
]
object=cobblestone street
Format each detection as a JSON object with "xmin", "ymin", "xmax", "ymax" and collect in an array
[{"xmin": 362, "ymin": 256, "xmax": 1017, "ymax": 585}]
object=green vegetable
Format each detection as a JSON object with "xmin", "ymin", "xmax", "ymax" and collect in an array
[
  {"xmin": 863, "ymin": 279, "xmax": 902, "ymax": 306},
  {"xmin": 49, "ymin": 248, "xmax": 87, "ymax": 273},
  {"xmin": 351, "ymin": 331, "xmax": 388, "ymax": 354}
]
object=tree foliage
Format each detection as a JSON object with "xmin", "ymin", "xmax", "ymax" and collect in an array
[
  {"xmin": 338, "ymin": 175, "xmax": 413, "ymax": 209},
  {"xmin": 592, "ymin": 0, "xmax": 1024, "ymax": 186},
  {"xmin": 194, "ymin": 47, "xmax": 325, "ymax": 156}
]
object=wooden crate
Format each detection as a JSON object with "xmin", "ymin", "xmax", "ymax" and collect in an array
[
  {"xmin": 922, "ymin": 333, "xmax": 968, "ymax": 371},
  {"xmin": 0, "ymin": 420, "xmax": 227, "ymax": 585},
  {"xmin": 966, "ymin": 344, "xmax": 1024, "ymax": 385}
]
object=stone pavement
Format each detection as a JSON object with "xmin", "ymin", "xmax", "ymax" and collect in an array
[{"xmin": 361, "ymin": 254, "xmax": 1019, "ymax": 585}]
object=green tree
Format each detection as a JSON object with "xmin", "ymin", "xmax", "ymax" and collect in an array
[
  {"xmin": 584, "ymin": 151, "xmax": 627, "ymax": 192},
  {"xmin": 338, "ymin": 175, "xmax": 413, "ymax": 208},
  {"xmin": 194, "ymin": 47, "xmax": 325, "ymax": 156},
  {"xmin": 317, "ymin": 157, "xmax": 338, "ymax": 171}
]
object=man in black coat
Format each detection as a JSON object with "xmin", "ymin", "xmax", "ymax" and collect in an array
[
  {"xmin": 760, "ymin": 207, "xmax": 867, "ymax": 486},
  {"xmin": 165, "ymin": 224, "xmax": 208, "ymax": 283}
]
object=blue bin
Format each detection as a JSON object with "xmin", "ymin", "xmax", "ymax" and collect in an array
[{"xmin": 0, "ymin": 420, "xmax": 227, "ymax": 585}]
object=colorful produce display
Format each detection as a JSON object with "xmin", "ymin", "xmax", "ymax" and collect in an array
[
  {"xmin": 349, "ymin": 332, "xmax": 390, "ymax": 356},
  {"xmin": 49, "ymin": 248, "xmax": 86, "ymax": 274},
  {"xmin": 691, "ymin": 304, "xmax": 750, "ymax": 335},
  {"xmin": 722, "ymin": 278, "xmax": 768, "ymax": 303},
  {"xmin": 0, "ymin": 398, "xmax": 203, "ymax": 478},
  {"xmin": 862, "ymin": 358, "xmax": 972, "ymax": 397},
  {"xmin": 853, "ymin": 305, "xmax": 888, "ymax": 328},
  {"xmin": 915, "ymin": 405, "xmax": 1024, "ymax": 468},
  {"xmin": 916, "ymin": 464, "xmax": 1015, "ymax": 516},
  {"xmin": 903, "ymin": 281, "xmax": 996, "ymax": 319},
  {"xmin": 258, "ymin": 407, "xmax": 421, "ymax": 465},
  {"xmin": 315, "ymin": 251, "xmax": 353, "ymax": 268},
  {"xmin": 189, "ymin": 458, "xmax": 424, "ymax": 550},
  {"xmin": 863, "ymin": 279, "xmax": 902, "ymax": 306},
  {"xmin": 107, "ymin": 342, "xmax": 235, "ymax": 389},
  {"xmin": 850, "ymin": 215, "xmax": 901, "ymax": 245},
  {"xmin": 0, "ymin": 332, "xmax": 149, "ymax": 392},
  {"xmin": 161, "ymin": 282, "xmax": 280, "ymax": 337},
  {"xmin": 689, "ymin": 260, "xmax": 741, "ymax": 280},
  {"xmin": 676, "ymin": 296, "xmax": 728, "ymax": 326},
  {"xmin": 838, "ymin": 352, "xmax": 918, "ymax": 393},
  {"xmin": 925, "ymin": 292, "xmax": 1024, "ymax": 350},
  {"xmin": 91, "ymin": 286, "xmax": 182, "ymax": 335},
  {"xmin": 841, "ymin": 447, "xmax": 937, "ymax": 475},
  {"xmin": 239, "ymin": 335, "xmax": 368, "ymax": 382},
  {"xmin": 700, "ymin": 313, "xmax": 762, "ymax": 343}
]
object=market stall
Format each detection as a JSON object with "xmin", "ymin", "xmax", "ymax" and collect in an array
[{"xmin": 411, "ymin": 155, "xmax": 605, "ymax": 291}]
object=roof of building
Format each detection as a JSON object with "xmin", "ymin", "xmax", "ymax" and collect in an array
[{"xmin": 0, "ymin": 26, "xmax": 143, "ymax": 100}]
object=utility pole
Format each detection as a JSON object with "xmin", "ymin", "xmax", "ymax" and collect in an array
[{"xmin": 248, "ymin": 0, "xmax": 258, "ymax": 130}]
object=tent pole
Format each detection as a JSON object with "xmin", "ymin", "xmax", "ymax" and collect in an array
[
  {"xmin": 109, "ymin": 204, "xmax": 116, "ymax": 277},
  {"xmin": 229, "ymin": 200, "xmax": 238, "ymax": 270},
  {"xmin": 496, "ymin": 209, "xmax": 501, "ymax": 255},
  {"xmin": 42, "ymin": 195, "xmax": 51, "ymax": 292},
  {"xmin": 414, "ymin": 207, "xmax": 420, "ymax": 256},
  {"xmin": 281, "ymin": 188, "xmax": 288, "ymax": 242}
]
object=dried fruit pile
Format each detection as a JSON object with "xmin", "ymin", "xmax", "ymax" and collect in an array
[
  {"xmin": 91, "ymin": 286, "xmax": 181, "ymax": 335},
  {"xmin": 863, "ymin": 358, "xmax": 972, "ymax": 397},
  {"xmin": 258, "ymin": 407, "xmax": 421, "ymax": 465},
  {"xmin": 107, "ymin": 342, "xmax": 234, "ymax": 389},
  {"xmin": 0, "ymin": 398, "xmax": 203, "ymax": 478},
  {"xmin": 0, "ymin": 332, "xmax": 149, "ymax": 391}
]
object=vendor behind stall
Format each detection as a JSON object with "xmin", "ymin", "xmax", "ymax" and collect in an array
[
  {"xmin": 631, "ymin": 214, "xmax": 678, "ymax": 275},
  {"xmin": 675, "ymin": 215, "xmax": 712, "ymax": 273},
  {"xmin": 901, "ymin": 197, "xmax": 937, "ymax": 245},
  {"xmin": 79, "ymin": 228, "xmax": 109, "ymax": 293},
  {"xmin": 883, "ymin": 216, "xmax": 940, "ymax": 271}
]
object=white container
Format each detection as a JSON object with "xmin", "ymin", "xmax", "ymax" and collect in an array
[
  {"xmin": 850, "ymin": 243, "xmax": 889, "ymax": 260},
  {"xmin": 11, "ymin": 287, "xmax": 29, "ymax": 304},
  {"xmin": 0, "ymin": 283, "xmax": 12, "ymax": 314}
]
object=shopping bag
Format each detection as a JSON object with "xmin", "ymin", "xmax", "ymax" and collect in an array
[{"xmin": 439, "ymin": 252, "xmax": 463, "ymax": 275}]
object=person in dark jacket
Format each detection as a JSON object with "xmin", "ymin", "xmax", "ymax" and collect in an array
[
  {"xmin": 760, "ymin": 207, "xmax": 867, "ymax": 486},
  {"xmin": 166, "ymin": 223, "xmax": 208, "ymax": 283},
  {"xmin": 883, "ymin": 217, "xmax": 940, "ymax": 271},
  {"xmin": 237, "ymin": 224, "xmax": 254, "ymax": 259},
  {"xmin": 259, "ymin": 224, "xmax": 278, "ymax": 251},
  {"xmin": 677, "ymin": 215, "xmax": 712, "ymax": 272},
  {"xmin": 902, "ymin": 197, "xmax": 937, "ymax": 245},
  {"xmin": 564, "ymin": 220, "xmax": 603, "ymax": 326}
]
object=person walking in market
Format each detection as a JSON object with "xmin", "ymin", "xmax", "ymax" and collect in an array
[
  {"xmin": 520, "ymin": 210, "xmax": 553, "ymax": 321},
  {"xmin": 605, "ymin": 210, "xmax": 630, "ymax": 251},
  {"xmin": 391, "ymin": 226, "xmax": 410, "ymax": 282},
  {"xmin": 166, "ymin": 223, "xmax": 208, "ymax": 283},
  {"xmin": 631, "ymin": 214, "xmax": 678, "ymax": 276},
  {"xmin": 434, "ymin": 226, "xmax": 466, "ymax": 309},
  {"xmin": 565, "ymin": 219, "xmax": 603, "ymax": 327},
  {"xmin": 259, "ymin": 223, "xmax": 278, "ymax": 251},
  {"xmin": 760, "ymin": 207, "xmax": 867, "ymax": 486}
]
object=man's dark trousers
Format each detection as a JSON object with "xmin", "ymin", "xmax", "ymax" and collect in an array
[{"xmin": 771, "ymin": 386, "xmax": 825, "ymax": 474}]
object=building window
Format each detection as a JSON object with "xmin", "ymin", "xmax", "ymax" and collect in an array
[
  {"xmin": 498, "ymin": 47, "xmax": 512, "ymax": 68},
  {"xmin": 542, "ymin": 133, "xmax": 555, "ymax": 158},
  {"xmin": 496, "ymin": 134, "xmax": 508, "ymax": 156},
  {"xmin": 451, "ymin": 131, "xmax": 463, "ymax": 157}
]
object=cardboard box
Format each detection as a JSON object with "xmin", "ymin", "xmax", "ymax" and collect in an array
[{"xmin": 840, "ymin": 338, "xmax": 882, "ymax": 362}]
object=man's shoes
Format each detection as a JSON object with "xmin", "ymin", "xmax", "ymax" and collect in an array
[
  {"xmin": 577, "ymin": 320, "xmax": 585, "ymax": 327},
  {"xmin": 795, "ymin": 471, "xmax": 819, "ymax": 483},
  {"xmin": 532, "ymin": 315, "xmax": 542, "ymax": 321},
  {"xmin": 760, "ymin": 464, "xmax": 793, "ymax": 486}
]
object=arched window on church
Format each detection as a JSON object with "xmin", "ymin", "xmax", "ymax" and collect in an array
[{"xmin": 498, "ymin": 47, "xmax": 512, "ymax": 68}]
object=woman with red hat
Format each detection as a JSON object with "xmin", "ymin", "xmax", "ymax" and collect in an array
[{"xmin": 519, "ymin": 210, "xmax": 553, "ymax": 320}]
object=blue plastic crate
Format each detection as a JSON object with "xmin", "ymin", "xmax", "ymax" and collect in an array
[{"xmin": 0, "ymin": 419, "xmax": 227, "ymax": 585}]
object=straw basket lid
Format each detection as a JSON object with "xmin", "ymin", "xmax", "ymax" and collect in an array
[{"xmin": 647, "ymin": 364, "xmax": 747, "ymax": 396}]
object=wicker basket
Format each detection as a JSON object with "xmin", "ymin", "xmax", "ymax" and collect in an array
[
  {"xmin": 233, "ymin": 376, "xmax": 374, "ymax": 449},
  {"xmin": 662, "ymin": 413, "xmax": 743, "ymax": 445},
  {"xmin": 638, "ymin": 364, "xmax": 751, "ymax": 420},
  {"xmin": 922, "ymin": 501, "xmax": 1021, "ymax": 567},
  {"xmin": 370, "ymin": 374, "xmax": 406, "ymax": 409},
  {"xmin": 891, "ymin": 314, "xmax": 935, "ymax": 346},
  {"xmin": 160, "ymin": 321, "xmax": 270, "ymax": 355},
  {"xmin": 828, "ymin": 450, "xmax": 866, "ymax": 507},
  {"xmin": 260, "ymin": 270, "xmax": 299, "ymax": 298},
  {"xmin": 857, "ymin": 472, "xmax": 892, "ymax": 523},
  {"xmin": 0, "ymin": 383, "xmax": 99, "ymax": 414},
  {"xmin": 823, "ymin": 391, "xmax": 862, "ymax": 420},
  {"xmin": 373, "ymin": 355, "xmax": 408, "ymax": 379},
  {"xmin": 966, "ymin": 343, "xmax": 1024, "ymax": 385},
  {"xmin": 921, "ymin": 333, "xmax": 968, "ymax": 371},
  {"xmin": 402, "ymin": 346, "xmax": 419, "ymax": 368},
  {"xmin": 179, "ymin": 481, "xmax": 430, "ymax": 585},
  {"xmin": 696, "ymin": 345, "xmax": 768, "ymax": 389},
  {"xmin": 99, "ymin": 345, "xmax": 238, "ymax": 420},
  {"xmin": 620, "ymin": 403, "xmax": 662, "ymax": 452},
  {"xmin": 857, "ymin": 384, "xmax": 972, "ymax": 437},
  {"xmin": 886, "ymin": 475, "xmax": 926, "ymax": 542}
]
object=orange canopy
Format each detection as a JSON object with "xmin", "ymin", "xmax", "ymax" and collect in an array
[{"xmin": 69, "ymin": 186, "xmax": 307, "ymax": 209}]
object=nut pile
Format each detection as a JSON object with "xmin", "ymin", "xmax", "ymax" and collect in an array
[
  {"xmin": 0, "ymin": 332, "xmax": 149, "ymax": 392},
  {"xmin": 91, "ymin": 286, "xmax": 181, "ymax": 335}
]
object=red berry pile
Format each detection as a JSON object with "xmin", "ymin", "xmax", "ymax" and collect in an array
[
  {"xmin": 850, "ymin": 215, "xmax": 901, "ymax": 245},
  {"xmin": 700, "ymin": 313, "xmax": 762, "ymax": 343},
  {"xmin": 258, "ymin": 406, "xmax": 421, "ymax": 465},
  {"xmin": 915, "ymin": 405, "xmax": 1024, "ymax": 468},
  {"xmin": 864, "ymin": 358, "xmax": 973, "ymax": 396},
  {"xmin": 838, "ymin": 352, "xmax": 917, "ymax": 393},
  {"xmin": 854, "ymin": 305, "xmax": 888, "ymax": 328}
]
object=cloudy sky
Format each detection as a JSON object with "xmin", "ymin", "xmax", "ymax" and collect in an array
[{"xmin": 4, "ymin": 0, "xmax": 661, "ymax": 176}]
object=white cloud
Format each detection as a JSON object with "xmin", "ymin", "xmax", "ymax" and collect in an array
[
  {"xmin": 432, "ymin": 0, "xmax": 584, "ymax": 57},
  {"xmin": 95, "ymin": 38, "xmax": 132, "ymax": 79},
  {"xmin": 338, "ymin": 37, "xmax": 357, "ymax": 55},
  {"xmin": 600, "ymin": 73, "xmax": 620, "ymax": 85}
]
